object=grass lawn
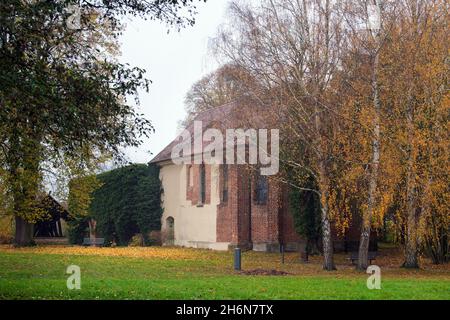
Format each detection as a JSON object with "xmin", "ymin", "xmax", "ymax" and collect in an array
[{"xmin": 0, "ymin": 245, "xmax": 448, "ymax": 300}]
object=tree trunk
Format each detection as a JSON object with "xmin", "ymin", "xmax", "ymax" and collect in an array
[
  {"xmin": 320, "ymin": 197, "xmax": 336, "ymax": 271},
  {"xmin": 11, "ymin": 165, "xmax": 36, "ymax": 247},
  {"xmin": 8, "ymin": 127, "xmax": 42, "ymax": 247},
  {"xmin": 404, "ymin": 208, "xmax": 419, "ymax": 268},
  {"xmin": 358, "ymin": 134, "xmax": 379, "ymax": 270},
  {"xmin": 318, "ymin": 159, "xmax": 336, "ymax": 271},
  {"xmin": 14, "ymin": 216, "xmax": 34, "ymax": 247},
  {"xmin": 358, "ymin": 32, "xmax": 381, "ymax": 271},
  {"xmin": 314, "ymin": 109, "xmax": 336, "ymax": 271},
  {"xmin": 357, "ymin": 125, "xmax": 380, "ymax": 271},
  {"xmin": 89, "ymin": 219, "xmax": 97, "ymax": 241},
  {"xmin": 358, "ymin": 124, "xmax": 379, "ymax": 270}
]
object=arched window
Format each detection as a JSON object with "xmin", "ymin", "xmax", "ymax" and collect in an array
[
  {"xmin": 222, "ymin": 165, "xmax": 228, "ymax": 203},
  {"xmin": 255, "ymin": 173, "xmax": 268, "ymax": 205},
  {"xmin": 166, "ymin": 217, "xmax": 175, "ymax": 245},
  {"xmin": 188, "ymin": 165, "xmax": 193, "ymax": 187},
  {"xmin": 199, "ymin": 163, "xmax": 206, "ymax": 204}
]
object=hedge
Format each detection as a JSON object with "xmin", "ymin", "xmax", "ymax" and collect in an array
[{"xmin": 68, "ymin": 164, "xmax": 163, "ymax": 246}]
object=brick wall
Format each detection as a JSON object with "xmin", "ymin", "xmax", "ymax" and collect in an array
[
  {"xmin": 237, "ymin": 166, "xmax": 252, "ymax": 245},
  {"xmin": 215, "ymin": 164, "xmax": 368, "ymax": 252},
  {"xmin": 216, "ymin": 165, "xmax": 239, "ymax": 243},
  {"xmin": 186, "ymin": 164, "xmax": 211, "ymax": 206},
  {"xmin": 250, "ymin": 175, "xmax": 280, "ymax": 245},
  {"xmin": 279, "ymin": 184, "xmax": 302, "ymax": 245}
]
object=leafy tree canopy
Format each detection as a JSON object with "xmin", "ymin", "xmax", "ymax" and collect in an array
[{"xmin": 0, "ymin": 0, "xmax": 203, "ymax": 245}]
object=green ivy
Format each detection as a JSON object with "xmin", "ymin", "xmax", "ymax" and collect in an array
[
  {"xmin": 289, "ymin": 178, "xmax": 322, "ymax": 255},
  {"xmin": 68, "ymin": 164, "xmax": 163, "ymax": 246}
]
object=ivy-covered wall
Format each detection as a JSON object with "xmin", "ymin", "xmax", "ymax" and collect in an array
[
  {"xmin": 68, "ymin": 164, "xmax": 163, "ymax": 246},
  {"xmin": 289, "ymin": 179, "xmax": 322, "ymax": 255}
]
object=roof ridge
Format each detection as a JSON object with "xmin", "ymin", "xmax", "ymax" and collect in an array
[{"xmin": 191, "ymin": 100, "xmax": 237, "ymax": 121}]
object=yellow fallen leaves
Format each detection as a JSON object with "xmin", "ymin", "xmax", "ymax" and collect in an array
[
  {"xmin": 0, "ymin": 245, "xmax": 448, "ymax": 279},
  {"xmin": 0, "ymin": 245, "xmax": 217, "ymax": 261}
]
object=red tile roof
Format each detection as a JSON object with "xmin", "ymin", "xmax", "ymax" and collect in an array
[
  {"xmin": 150, "ymin": 102, "xmax": 237, "ymax": 164},
  {"xmin": 149, "ymin": 101, "xmax": 272, "ymax": 165}
]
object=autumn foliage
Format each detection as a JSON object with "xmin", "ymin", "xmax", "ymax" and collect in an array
[{"xmin": 184, "ymin": 0, "xmax": 449, "ymax": 268}]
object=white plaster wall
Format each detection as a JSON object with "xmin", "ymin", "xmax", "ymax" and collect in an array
[{"xmin": 159, "ymin": 163, "xmax": 229, "ymax": 250}]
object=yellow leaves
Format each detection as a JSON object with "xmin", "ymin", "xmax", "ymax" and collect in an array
[
  {"xmin": 0, "ymin": 245, "xmax": 219, "ymax": 261},
  {"xmin": 68, "ymin": 175, "xmax": 102, "ymax": 218},
  {"xmin": 0, "ymin": 215, "xmax": 14, "ymax": 241},
  {"xmin": 374, "ymin": 192, "xmax": 392, "ymax": 229},
  {"xmin": 328, "ymin": 185, "xmax": 353, "ymax": 237}
]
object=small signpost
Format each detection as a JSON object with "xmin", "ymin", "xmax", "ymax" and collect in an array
[{"xmin": 234, "ymin": 248, "xmax": 241, "ymax": 271}]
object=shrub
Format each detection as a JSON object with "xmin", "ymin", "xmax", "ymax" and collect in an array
[
  {"xmin": 0, "ymin": 215, "xmax": 14, "ymax": 244},
  {"xmin": 128, "ymin": 234, "xmax": 145, "ymax": 247},
  {"xmin": 67, "ymin": 215, "xmax": 89, "ymax": 245}
]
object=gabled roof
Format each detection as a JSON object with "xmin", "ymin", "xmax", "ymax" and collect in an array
[
  {"xmin": 37, "ymin": 194, "xmax": 71, "ymax": 221},
  {"xmin": 150, "ymin": 102, "xmax": 235, "ymax": 165},
  {"xmin": 150, "ymin": 100, "xmax": 276, "ymax": 165}
]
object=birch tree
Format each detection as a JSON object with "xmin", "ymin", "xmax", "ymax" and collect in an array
[
  {"xmin": 382, "ymin": 0, "xmax": 449, "ymax": 267},
  {"xmin": 338, "ymin": 0, "xmax": 399, "ymax": 270},
  {"xmin": 213, "ymin": 0, "xmax": 349, "ymax": 270}
]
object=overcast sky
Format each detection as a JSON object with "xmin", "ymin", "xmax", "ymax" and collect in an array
[{"xmin": 118, "ymin": 0, "xmax": 230, "ymax": 165}]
